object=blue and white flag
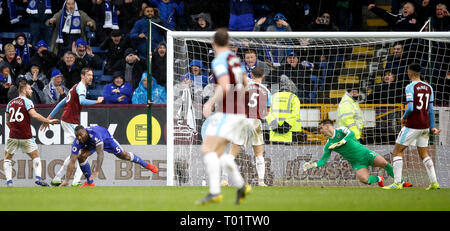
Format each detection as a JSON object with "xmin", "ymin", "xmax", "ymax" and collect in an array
[
  {"xmin": 26, "ymin": 0, "xmax": 52, "ymax": 15},
  {"xmin": 103, "ymin": 0, "xmax": 119, "ymax": 30}
]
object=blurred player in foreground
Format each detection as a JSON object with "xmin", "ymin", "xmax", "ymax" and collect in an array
[
  {"xmin": 59, "ymin": 125, "xmax": 158, "ymax": 187},
  {"xmin": 197, "ymin": 28, "xmax": 251, "ymax": 205},
  {"xmin": 222, "ymin": 67, "xmax": 270, "ymax": 187},
  {"xmin": 4, "ymin": 83, "xmax": 59, "ymax": 187},
  {"xmin": 383, "ymin": 63, "xmax": 441, "ymax": 190},
  {"xmin": 303, "ymin": 119, "xmax": 396, "ymax": 187}
]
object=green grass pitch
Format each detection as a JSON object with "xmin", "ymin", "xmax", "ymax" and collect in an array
[{"xmin": 1, "ymin": 186, "xmax": 449, "ymax": 211}]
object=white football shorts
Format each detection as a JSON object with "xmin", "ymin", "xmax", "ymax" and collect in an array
[
  {"xmin": 61, "ymin": 120, "xmax": 78, "ymax": 144},
  {"xmin": 396, "ymin": 127, "xmax": 429, "ymax": 147},
  {"xmin": 204, "ymin": 112, "xmax": 250, "ymax": 144},
  {"xmin": 233, "ymin": 118, "xmax": 264, "ymax": 146},
  {"xmin": 5, "ymin": 138, "xmax": 38, "ymax": 154}
]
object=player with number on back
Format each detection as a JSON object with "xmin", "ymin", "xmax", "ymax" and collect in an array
[
  {"xmin": 383, "ymin": 63, "xmax": 441, "ymax": 190},
  {"xmin": 222, "ymin": 66, "xmax": 271, "ymax": 187},
  {"xmin": 303, "ymin": 119, "xmax": 398, "ymax": 187},
  {"xmin": 58, "ymin": 125, "xmax": 158, "ymax": 187},
  {"xmin": 3, "ymin": 82, "xmax": 59, "ymax": 187},
  {"xmin": 197, "ymin": 28, "xmax": 251, "ymax": 205},
  {"xmin": 40, "ymin": 67, "xmax": 104, "ymax": 187}
]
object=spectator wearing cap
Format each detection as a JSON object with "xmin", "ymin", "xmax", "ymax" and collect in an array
[
  {"xmin": 24, "ymin": 62, "xmax": 48, "ymax": 100},
  {"xmin": 42, "ymin": 68, "xmax": 68, "ymax": 104},
  {"xmin": 30, "ymin": 40, "xmax": 58, "ymax": 78},
  {"xmin": 112, "ymin": 48, "xmax": 146, "ymax": 89},
  {"xmin": 102, "ymin": 71, "xmax": 133, "ymax": 104},
  {"xmin": 8, "ymin": 75, "xmax": 42, "ymax": 104},
  {"xmin": 129, "ymin": 6, "xmax": 165, "ymax": 59},
  {"xmin": 151, "ymin": 42, "xmax": 167, "ymax": 87},
  {"xmin": 100, "ymin": 29, "xmax": 135, "ymax": 75},
  {"xmin": 56, "ymin": 51, "xmax": 85, "ymax": 89},
  {"xmin": 308, "ymin": 12, "xmax": 339, "ymax": 31},
  {"xmin": 3, "ymin": 43, "xmax": 28, "ymax": 81},
  {"xmin": 72, "ymin": 38, "xmax": 103, "ymax": 70},
  {"xmin": 0, "ymin": 61, "xmax": 13, "ymax": 103},
  {"xmin": 253, "ymin": 13, "xmax": 292, "ymax": 32},
  {"xmin": 13, "ymin": 32, "xmax": 35, "ymax": 66}
]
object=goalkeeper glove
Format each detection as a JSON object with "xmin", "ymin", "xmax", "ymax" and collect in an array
[
  {"xmin": 303, "ymin": 162, "xmax": 317, "ymax": 171},
  {"xmin": 328, "ymin": 139, "xmax": 346, "ymax": 150}
]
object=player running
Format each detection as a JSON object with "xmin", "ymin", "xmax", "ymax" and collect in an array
[
  {"xmin": 196, "ymin": 28, "xmax": 251, "ymax": 205},
  {"xmin": 40, "ymin": 67, "xmax": 104, "ymax": 187},
  {"xmin": 3, "ymin": 82, "xmax": 59, "ymax": 187},
  {"xmin": 383, "ymin": 63, "xmax": 441, "ymax": 190},
  {"xmin": 303, "ymin": 119, "xmax": 395, "ymax": 187},
  {"xmin": 59, "ymin": 125, "xmax": 158, "ymax": 187},
  {"xmin": 222, "ymin": 66, "xmax": 271, "ymax": 187}
]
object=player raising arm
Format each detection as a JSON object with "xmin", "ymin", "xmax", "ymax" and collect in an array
[
  {"xmin": 59, "ymin": 125, "xmax": 158, "ymax": 187},
  {"xmin": 4, "ymin": 83, "xmax": 59, "ymax": 187},
  {"xmin": 303, "ymin": 119, "xmax": 396, "ymax": 187},
  {"xmin": 384, "ymin": 63, "xmax": 441, "ymax": 190}
]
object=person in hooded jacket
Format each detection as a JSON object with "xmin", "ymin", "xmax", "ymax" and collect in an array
[
  {"xmin": 102, "ymin": 71, "xmax": 133, "ymax": 104},
  {"xmin": 132, "ymin": 72, "xmax": 166, "ymax": 104}
]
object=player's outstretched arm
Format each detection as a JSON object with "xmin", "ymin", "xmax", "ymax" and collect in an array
[
  {"xmin": 90, "ymin": 143, "xmax": 104, "ymax": 181},
  {"xmin": 60, "ymin": 154, "xmax": 78, "ymax": 187},
  {"xmin": 29, "ymin": 109, "xmax": 60, "ymax": 125},
  {"xmin": 41, "ymin": 97, "xmax": 67, "ymax": 131}
]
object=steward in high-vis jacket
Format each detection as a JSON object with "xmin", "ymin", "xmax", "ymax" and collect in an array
[{"xmin": 337, "ymin": 89, "xmax": 363, "ymax": 141}]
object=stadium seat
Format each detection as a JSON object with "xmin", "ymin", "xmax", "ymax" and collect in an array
[
  {"xmin": 100, "ymin": 75, "xmax": 113, "ymax": 83},
  {"xmin": 91, "ymin": 46, "xmax": 107, "ymax": 54},
  {"xmin": 338, "ymin": 75, "xmax": 359, "ymax": 84}
]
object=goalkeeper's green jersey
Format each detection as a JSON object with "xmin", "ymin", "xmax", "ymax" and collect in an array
[{"xmin": 316, "ymin": 127, "xmax": 372, "ymax": 167}]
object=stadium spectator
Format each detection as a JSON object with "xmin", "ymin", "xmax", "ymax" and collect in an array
[
  {"xmin": 112, "ymin": 48, "xmax": 146, "ymax": 89},
  {"xmin": 337, "ymin": 87, "xmax": 364, "ymax": 143},
  {"xmin": 100, "ymin": 29, "xmax": 135, "ymax": 75},
  {"xmin": 42, "ymin": 68, "xmax": 69, "ymax": 104},
  {"xmin": 129, "ymin": 6, "xmax": 165, "ymax": 59},
  {"xmin": 102, "ymin": 71, "xmax": 133, "ymax": 104},
  {"xmin": 0, "ymin": 61, "xmax": 12, "ymax": 103},
  {"xmin": 430, "ymin": 3, "xmax": 450, "ymax": 31},
  {"xmin": 253, "ymin": 13, "xmax": 292, "ymax": 32},
  {"xmin": 26, "ymin": 0, "xmax": 53, "ymax": 47},
  {"xmin": 46, "ymin": 0, "xmax": 96, "ymax": 57},
  {"xmin": 72, "ymin": 38, "xmax": 103, "ymax": 70},
  {"xmin": 368, "ymin": 2, "xmax": 420, "ymax": 31},
  {"xmin": 90, "ymin": 0, "xmax": 120, "ymax": 46},
  {"xmin": 183, "ymin": 0, "xmax": 214, "ymax": 30},
  {"xmin": 229, "ymin": 0, "xmax": 254, "ymax": 31},
  {"xmin": 30, "ymin": 40, "xmax": 58, "ymax": 79},
  {"xmin": 148, "ymin": 0, "xmax": 184, "ymax": 31},
  {"xmin": 8, "ymin": 75, "xmax": 42, "ymax": 104},
  {"xmin": 24, "ymin": 63, "xmax": 49, "ymax": 101},
  {"xmin": 385, "ymin": 43, "xmax": 409, "ymax": 88},
  {"xmin": 307, "ymin": 12, "xmax": 339, "ymax": 31},
  {"xmin": 117, "ymin": 0, "xmax": 142, "ymax": 34},
  {"xmin": 3, "ymin": 43, "xmax": 28, "ymax": 80},
  {"xmin": 151, "ymin": 42, "xmax": 167, "ymax": 87},
  {"xmin": 186, "ymin": 59, "xmax": 209, "ymax": 89},
  {"xmin": 189, "ymin": 12, "xmax": 214, "ymax": 31},
  {"xmin": 242, "ymin": 49, "xmax": 270, "ymax": 81},
  {"xmin": 56, "ymin": 51, "xmax": 84, "ymax": 89},
  {"xmin": 132, "ymin": 72, "xmax": 167, "ymax": 104},
  {"xmin": 13, "ymin": 32, "xmax": 34, "ymax": 66}
]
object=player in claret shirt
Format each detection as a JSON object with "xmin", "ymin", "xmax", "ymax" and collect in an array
[
  {"xmin": 383, "ymin": 63, "xmax": 441, "ymax": 190},
  {"xmin": 303, "ymin": 119, "xmax": 396, "ymax": 187},
  {"xmin": 3, "ymin": 82, "xmax": 59, "ymax": 187},
  {"xmin": 59, "ymin": 125, "xmax": 158, "ymax": 187}
]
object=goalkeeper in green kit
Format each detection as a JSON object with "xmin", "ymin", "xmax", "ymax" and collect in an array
[{"xmin": 303, "ymin": 119, "xmax": 396, "ymax": 187}]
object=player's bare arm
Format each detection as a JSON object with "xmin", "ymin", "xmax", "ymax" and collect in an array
[
  {"xmin": 203, "ymin": 74, "xmax": 230, "ymax": 118},
  {"xmin": 90, "ymin": 143, "xmax": 105, "ymax": 181},
  {"xmin": 29, "ymin": 109, "xmax": 60, "ymax": 125},
  {"xmin": 59, "ymin": 154, "xmax": 78, "ymax": 187}
]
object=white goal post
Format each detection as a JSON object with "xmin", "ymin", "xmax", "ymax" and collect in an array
[{"xmin": 166, "ymin": 31, "xmax": 450, "ymax": 187}]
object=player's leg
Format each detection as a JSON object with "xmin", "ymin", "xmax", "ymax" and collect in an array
[
  {"xmin": 416, "ymin": 131, "xmax": 439, "ymax": 190},
  {"xmin": 115, "ymin": 150, "xmax": 158, "ymax": 173},
  {"xmin": 221, "ymin": 143, "xmax": 242, "ymax": 186},
  {"xmin": 78, "ymin": 149, "xmax": 95, "ymax": 186},
  {"xmin": 253, "ymin": 145, "xmax": 266, "ymax": 186},
  {"xmin": 3, "ymin": 138, "xmax": 18, "ymax": 186},
  {"xmin": 22, "ymin": 139, "xmax": 49, "ymax": 186},
  {"xmin": 354, "ymin": 165, "xmax": 383, "ymax": 186}
]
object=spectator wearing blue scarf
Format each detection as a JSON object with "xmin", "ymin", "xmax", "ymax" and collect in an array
[
  {"xmin": 102, "ymin": 71, "xmax": 133, "ymax": 104},
  {"xmin": 42, "ymin": 68, "xmax": 68, "ymax": 104},
  {"xmin": 187, "ymin": 59, "xmax": 208, "ymax": 88},
  {"xmin": 14, "ymin": 32, "xmax": 34, "ymax": 66}
]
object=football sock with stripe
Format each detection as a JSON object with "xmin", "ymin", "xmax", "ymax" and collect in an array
[
  {"xmin": 32, "ymin": 157, "xmax": 42, "ymax": 181},
  {"xmin": 79, "ymin": 161, "xmax": 94, "ymax": 184},
  {"xmin": 423, "ymin": 156, "xmax": 437, "ymax": 183},
  {"xmin": 129, "ymin": 152, "xmax": 148, "ymax": 168},
  {"xmin": 393, "ymin": 156, "xmax": 403, "ymax": 184}
]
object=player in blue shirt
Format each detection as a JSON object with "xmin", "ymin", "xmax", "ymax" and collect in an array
[{"xmin": 59, "ymin": 125, "xmax": 159, "ymax": 187}]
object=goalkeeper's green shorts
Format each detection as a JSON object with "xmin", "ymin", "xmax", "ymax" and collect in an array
[{"xmin": 350, "ymin": 150, "xmax": 379, "ymax": 172}]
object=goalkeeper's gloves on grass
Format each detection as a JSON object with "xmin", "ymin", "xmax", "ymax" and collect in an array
[
  {"xmin": 328, "ymin": 139, "xmax": 346, "ymax": 150},
  {"xmin": 303, "ymin": 162, "xmax": 317, "ymax": 171}
]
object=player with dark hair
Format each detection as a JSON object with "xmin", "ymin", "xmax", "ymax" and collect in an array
[
  {"xmin": 3, "ymin": 83, "xmax": 59, "ymax": 187},
  {"xmin": 40, "ymin": 67, "xmax": 104, "ymax": 187},
  {"xmin": 59, "ymin": 125, "xmax": 158, "ymax": 187},
  {"xmin": 384, "ymin": 63, "xmax": 441, "ymax": 190},
  {"xmin": 197, "ymin": 28, "xmax": 251, "ymax": 205},
  {"xmin": 222, "ymin": 66, "xmax": 271, "ymax": 187},
  {"xmin": 303, "ymin": 119, "xmax": 395, "ymax": 187}
]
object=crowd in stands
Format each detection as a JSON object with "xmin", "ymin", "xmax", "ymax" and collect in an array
[{"xmin": 0, "ymin": 0, "xmax": 449, "ymax": 106}]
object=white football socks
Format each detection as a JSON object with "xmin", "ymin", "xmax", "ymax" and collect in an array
[
  {"xmin": 255, "ymin": 155, "xmax": 265, "ymax": 181},
  {"xmin": 54, "ymin": 155, "xmax": 83, "ymax": 183},
  {"xmin": 203, "ymin": 152, "xmax": 221, "ymax": 195},
  {"xmin": 32, "ymin": 157, "xmax": 42, "ymax": 180},
  {"xmin": 3, "ymin": 159, "xmax": 12, "ymax": 182},
  {"xmin": 423, "ymin": 156, "xmax": 437, "ymax": 183},
  {"xmin": 393, "ymin": 156, "xmax": 403, "ymax": 184},
  {"xmin": 219, "ymin": 153, "xmax": 244, "ymax": 188}
]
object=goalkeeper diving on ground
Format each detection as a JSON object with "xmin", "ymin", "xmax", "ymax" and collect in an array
[{"xmin": 303, "ymin": 119, "xmax": 411, "ymax": 187}]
